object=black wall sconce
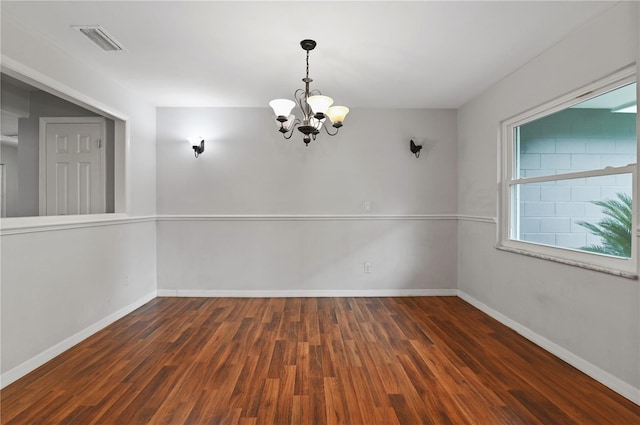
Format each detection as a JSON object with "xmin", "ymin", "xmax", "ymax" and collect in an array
[
  {"xmin": 410, "ymin": 139, "xmax": 422, "ymax": 158},
  {"xmin": 191, "ymin": 139, "xmax": 205, "ymax": 158}
]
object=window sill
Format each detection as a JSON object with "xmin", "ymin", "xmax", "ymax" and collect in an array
[{"xmin": 495, "ymin": 244, "xmax": 638, "ymax": 280}]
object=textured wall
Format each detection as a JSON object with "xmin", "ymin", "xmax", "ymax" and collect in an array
[{"xmin": 156, "ymin": 108, "xmax": 458, "ymax": 293}]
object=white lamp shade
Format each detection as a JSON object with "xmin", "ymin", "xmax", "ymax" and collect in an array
[
  {"xmin": 307, "ymin": 95, "xmax": 333, "ymax": 115},
  {"xmin": 326, "ymin": 106, "xmax": 350, "ymax": 124},
  {"xmin": 269, "ymin": 99, "xmax": 296, "ymax": 117}
]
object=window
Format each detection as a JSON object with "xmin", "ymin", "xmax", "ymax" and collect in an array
[{"xmin": 500, "ymin": 68, "xmax": 637, "ymax": 276}]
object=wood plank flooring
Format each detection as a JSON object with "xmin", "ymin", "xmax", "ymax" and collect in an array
[{"xmin": 2, "ymin": 297, "xmax": 639, "ymax": 424}]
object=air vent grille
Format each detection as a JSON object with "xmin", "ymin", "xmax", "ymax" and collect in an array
[{"xmin": 72, "ymin": 25, "xmax": 124, "ymax": 51}]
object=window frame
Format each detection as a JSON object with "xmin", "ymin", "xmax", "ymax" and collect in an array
[{"xmin": 498, "ymin": 66, "xmax": 638, "ymax": 277}]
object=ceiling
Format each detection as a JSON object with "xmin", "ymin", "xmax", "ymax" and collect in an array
[{"xmin": 0, "ymin": 1, "xmax": 619, "ymax": 109}]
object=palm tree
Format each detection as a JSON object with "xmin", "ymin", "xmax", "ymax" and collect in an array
[{"xmin": 578, "ymin": 192, "xmax": 632, "ymax": 258}]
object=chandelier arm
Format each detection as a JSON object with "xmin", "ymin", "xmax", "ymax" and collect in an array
[
  {"xmin": 323, "ymin": 125, "xmax": 339, "ymax": 136},
  {"xmin": 294, "ymin": 88, "xmax": 305, "ymax": 105},
  {"xmin": 294, "ymin": 88, "xmax": 306, "ymax": 101},
  {"xmin": 294, "ymin": 88, "xmax": 311, "ymax": 124},
  {"xmin": 282, "ymin": 120, "xmax": 301, "ymax": 140}
]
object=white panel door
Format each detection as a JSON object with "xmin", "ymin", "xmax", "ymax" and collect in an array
[{"xmin": 44, "ymin": 121, "xmax": 104, "ymax": 215}]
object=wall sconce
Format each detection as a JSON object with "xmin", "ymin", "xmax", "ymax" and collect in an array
[
  {"xmin": 190, "ymin": 138, "xmax": 205, "ymax": 158},
  {"xmin": 410, "ymin": 139, "xmax": 422, "ymax": 158}
]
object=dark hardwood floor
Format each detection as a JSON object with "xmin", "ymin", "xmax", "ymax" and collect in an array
[{"xmin": 1, "ymin": 296, "xmax": 639, "ymax": 424}]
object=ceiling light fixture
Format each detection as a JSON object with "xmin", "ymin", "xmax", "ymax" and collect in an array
[{"xmin": 269, "ymin": 39, "xmax": 349, "ymax": 146}]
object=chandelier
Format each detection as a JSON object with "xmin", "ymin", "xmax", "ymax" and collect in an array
[{"xmin": 269, "ymin": 39, "xmax": 349, "ymax": 146}]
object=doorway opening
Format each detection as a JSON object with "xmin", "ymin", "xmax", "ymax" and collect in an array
[{"xmin": 1, "ymin": 71, "xmax": 125, "ymax": 218}]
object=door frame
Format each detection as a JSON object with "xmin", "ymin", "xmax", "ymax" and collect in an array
[
  {"xmin": 38, "ymin": 116, "xmax": 107, "ymax": 216},
  {"xmin": 0, "ymin": 163, "xmax": 6, "ymax": 218}
]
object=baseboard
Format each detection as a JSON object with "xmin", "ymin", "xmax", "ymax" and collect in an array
[
  {"xmin": 457, "ymin": 290, "xmax": 640, "ymax": 405},
  {"xmin": 0, "ymin": 290, "xmax": 157, "ymax": 389},
  {"xmin": 157, "ymin": 288, "xmax": 458, "ymax": 298}
]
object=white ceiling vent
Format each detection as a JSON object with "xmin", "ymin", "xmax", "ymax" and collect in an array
[{"xmin": 72, "ymin": 25, "xmax": 124, "ymax": 51}]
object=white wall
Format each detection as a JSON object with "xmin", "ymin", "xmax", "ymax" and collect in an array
[
  {"xmin": 0, "ymin": 14, "xmax": 157, "ymax": 385},
  {"xmin": 156, "ymin": 108, "xmax": 458, "ymax": 294},
  {"xmin": 457, "ymin": 1, "xmax": 639, "ymax": 400},
  {"xmin": 1, "ymin": 221, "xmax": 156, "ymax": 374}
]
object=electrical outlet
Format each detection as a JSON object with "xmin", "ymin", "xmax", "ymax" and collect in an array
[
  {"xmin": 364, "ymin": 201, "xmax": 371, "ymax": 212},
  {"xmin": 364, "ymin": 262, "xmax": 372, "ymax": 273},
  {"xmin": 124, "ymin": 275, "xmax": 129, "ymax": 286}
]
